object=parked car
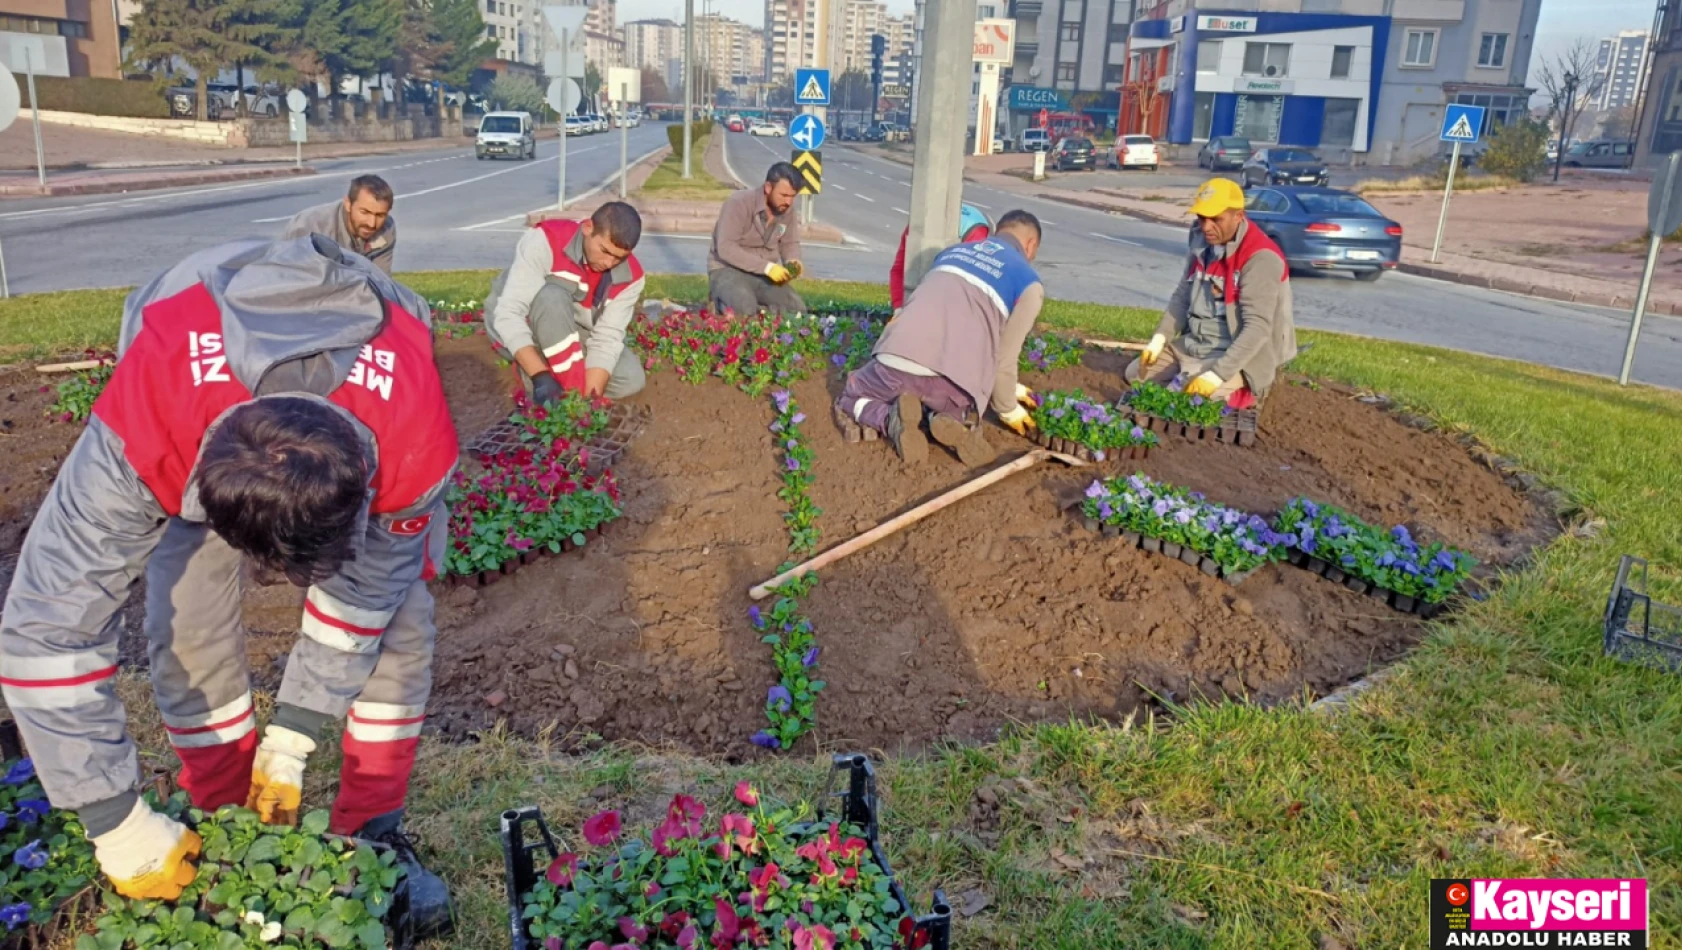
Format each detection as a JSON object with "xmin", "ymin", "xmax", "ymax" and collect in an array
[
  {"xmin": 726, "ymin": 116, "xmax": 746, "ymax": 133},
  {"xmin": 165, "ymin": 85, "xmax": 222, "ymax": 120},
  {"xmin": 564, "ymin": 115, "xmax": 590, "ymax": 136},
  {"xmin": 1198, "ymin": 136, "xmax": 1254, "ymax": 171},
  {"xmin": 241, "ymin": 86, "xmax": 282, "ymax": 116},
  {"xmin": 1243, "ymin": 187, "xmax": 1402, "ymax": 283},
  {"xmin": 1109, "ymin": 134, "xmax": 1158, "ymax": 170},
  {"xmin": 1562, "ymin": 140, "xmax": 1635, "ymax": 169},
  {"xmin": 477, "ymin": 111, "xmax": 535, "ymax": 160},
  {"xmin": 1052, "ymin": 137, "xmax": 1097, "ymax": 171},
  {"xmin": 749, "ymin": 120, "xmax": 785, "ymax": 137},
  {"xmin": 1241, "ymin": 148, "xmax": 1330, "ymax": 187},
  {"xmin": 1020, "ymin": 128, "xmax": 1052, "ymax": 153}
]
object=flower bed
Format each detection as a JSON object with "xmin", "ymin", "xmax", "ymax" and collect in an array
[
  {"xmin": 1273, "ymin": 499, "xmax": 1476, "ymax": 616},
  {"xmin": 1018, "ymin": 333, "xmax": 1084, "ymax": 374},
  {"xmin": 0, "ymin": 753, "xmax": 99, "ymax": 946},
  {"xmin": 80, "ymin": 800, "xmax": 409, "ymax": 950},
  {"xmin": 753, "ymin": 389, "xmax": 825, "ymax": 751},
  {"xmin": 1122, "ymin": 380, "xmax": 1258, "ymax": 447},
  {"xmin": 1027, "ymin": 390, "xmax": 1159, "ymax": 462},
  {"xmin": 44, "ymin": 350, "xmax": 115, "ymax": 424},
  {"xmin": 1077, "ymin": 474, "xmax": 1288, "ymax": 585},
  {"xmin": 632, "ymin": 310, "xmax": 828, "ymax": 397},
  {"xmin": 429, "ymin": 300, "xmax": 484, "ymax": 340},
  {"xmin": 501, "ymin": 755, "xmax": 950, "ymax": 950}
]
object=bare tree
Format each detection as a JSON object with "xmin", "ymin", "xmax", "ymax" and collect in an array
[{"xmin": 1536, "ymin": 39, "xmax": 1605, "ymax": 181}]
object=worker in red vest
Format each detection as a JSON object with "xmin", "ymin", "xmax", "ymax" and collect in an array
[
  {"xmin": 888, "ymin": 204, "xmax": 992, "ymax": 312},
  {"xmin": 485, "ymin": 201, "xmax": 647, "ymax": 402},
  {"xmin": 1127, "ymin": 178, "xmax": 1297, "ymax": 407},
  {"xmin": 0, "ymin": 236, "xmax": 457, "ymax": 933}
]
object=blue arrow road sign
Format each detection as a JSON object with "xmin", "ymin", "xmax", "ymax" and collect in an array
[
  {"xmin": 789, "ymin": 114, "xmax": 826, "ymax": 151},
  {"xmin": 1440, "ymin": 103, "xmax": 1486, "ymax": 144},
  {"xmin": 795, "ymin": 68, "xmax": 831, "ymax": 105}
]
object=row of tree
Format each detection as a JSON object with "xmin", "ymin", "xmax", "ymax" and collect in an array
[{"xmin": 127, "ymin": 0, "xmax": 497, "ymax": 120}]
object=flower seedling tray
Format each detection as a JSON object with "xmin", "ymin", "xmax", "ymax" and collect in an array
[
  {"xmin": 444, "ymin": 521, "xmax": 614, "ymax": 589},
  {"xmin": 1030, "ymin": 430, "xmax": 1150, "ymax": 463},
  {"xmin": 1072, "ymin": 511, "xmax": 1256, "ymax": 586},
  {"xmin": 1284, "ymin": 549, "xmax": 1448, "ymax": 618},
  {"xmin": 498, "ymin": 753, "xmax": 952, "ymax": 950},
  {"xmin": 1603, "ymin": 555, "xmax": 1682, "ymax": 675},
  {"xmin": 1128, "ymin": 408, "xmax": 1259, "ymax": 447},
  {"xmin": 832, "ymin": 405, "xmax": 882, "ymax": 444},
  {"xmin": 467, "ymin": 402, "xmax": 653, "ymax": 473}
]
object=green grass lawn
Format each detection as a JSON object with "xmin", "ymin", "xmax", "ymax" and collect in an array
[
  {"xmin": 5, "ymin": 276, "xmax": 1681, "ymax": 948},
  {"xmin": 636, "ymin": 133, "xmax": 737, "ymax": 201}
]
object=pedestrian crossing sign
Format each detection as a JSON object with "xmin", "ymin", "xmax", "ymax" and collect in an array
[
  {"xmin": 1439, "ymin": 103, "xmax": 1485, "ymax": 144},
  {"xmin": 795, "ymin": 68, "xmax": 831, "ymax": 105}
]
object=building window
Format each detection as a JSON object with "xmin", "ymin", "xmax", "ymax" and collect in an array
[
  {"xmin": 1056, "ymin": 62, "xmax": 1077, "ymax": 82},
  {"xmin": 1061, "ymin": 0, "xmax": 1082, "ymax": 22},
  {"xmin": 1234, "ymin": 93, "xmax": 1282, "ymax": 142},
  {"xmin": 1478, "ymin": 33, "xmax": 1508, "ymax": 69},
  {"xmin": 1322, "ymin": 98, "xmax": 1359, "ymax": 147},
  {"xmin": 1197, "ymin": 39, "xmax": 1220, "ymax": 72},
  {"xmin": 1108, "ymin": 23, "xmax": 1127, "ymax": 43},
  {"xmin": 1331, "ymin": 45, "xmax": 1353, "ymax": 79},
  {"xmin": 486, "ymin": 23, "xmax": 495, "ymax": 36},
  {"xmin": 1403, "ymin": 28, "xmax": 1437, "ymax": 68},
  {"xmin": 1061, "ymin": 23, "xmax": 1079, "ymax": 41},
  {"xmin": 1242, "ymin": 42, "xmax": 1290, "ymax": 78},
  {"xmin": 1103, "ymin": 64, "xmax": 1123, "ymax": 84},
  {"xmin": 1193, "ymin": 91, "xmax": 1215, "ymax": 139}
]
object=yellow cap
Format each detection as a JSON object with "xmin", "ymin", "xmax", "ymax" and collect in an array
[{"xmin": 1189, "ymin": 178, "xmax": 1246, "ymax": 218}]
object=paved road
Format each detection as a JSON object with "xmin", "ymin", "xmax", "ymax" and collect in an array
[
  {"xmin": 0, "ymin": 121, "xmax": 1675, "ymax": 389},
  {"xmin": 724, "ymin": 130, "xmax": 1682, "ymax": 389}
]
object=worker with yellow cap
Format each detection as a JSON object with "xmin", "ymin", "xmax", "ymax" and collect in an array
[{"xmin": 1126, "ymin": 178, "xmax": 1297, "ymax": 407}]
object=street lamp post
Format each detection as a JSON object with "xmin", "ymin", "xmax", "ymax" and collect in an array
[{"xmin": 1552, "ymin": 71, "xmax": 1579, "ymax": 183}]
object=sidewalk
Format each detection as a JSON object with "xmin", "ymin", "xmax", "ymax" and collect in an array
[
  {"xmin": 0, "ymin": 164, "xmax": 315, "ymax": 197},
  {"xmin": 0, "ymin": 121, "xmax": 480, "ymax": 171}
]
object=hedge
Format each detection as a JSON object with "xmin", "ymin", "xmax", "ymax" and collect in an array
[
  {"xmin": 22, "ymin": 76, "xmax": 170, "ymax": 118},
  {"xmin": 665, "ymin": 118, "xmax": 714, "ymax": 163}
]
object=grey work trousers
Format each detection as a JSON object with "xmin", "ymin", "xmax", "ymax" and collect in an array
[{"xmin": 708, "ymin": 267, "xmax": 807, "ymax": 317}]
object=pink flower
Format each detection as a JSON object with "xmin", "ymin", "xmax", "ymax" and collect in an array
[
  {"xmin": 668, "ymin": 794, "xmax": 706, "ymax": 837},
  {"xmin": 722, "ymin": 814, "xmax": 756, "ymax": 853},
  {"xmin": 618, "ymin": 917, "xmax": 649, "ymax": 943},
  {"xmin": 676, "ymin": 922, "xmax": 700, "ymax": 949},
  {"xmin": 792, "ymin": 923, "xmax": 836, "ymax": 950},
  {"xmin": 645, "ymin": 881, "xmax": 661, "ymax": 899},
  {"xmin": 710, "ymin": 895, "xmax": 740, "ymax": 949},
  {"xmin": 583, "ymin": 810, "xmax": 621, "ymax": 847},
  {"xmin": 545, "ymin": 852, "xmax": 578, "ymax": 887},
  {"xmin": 733, "ymin": 781, "xmax": 759, "ymax": 807}
]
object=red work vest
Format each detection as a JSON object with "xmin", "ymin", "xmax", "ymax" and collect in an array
[
  {"xmin": 1188, "ymin": 221, "xmax": 1287, "ymax": 306},
  {"xmin": 93, "ymin": 281, "xmax": 458, "ymax": 517},
  {"xmin": 538, "ymin": 218, "xmax": 645, "ymax": 311}
]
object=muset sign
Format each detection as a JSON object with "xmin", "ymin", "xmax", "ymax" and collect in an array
[
  {"xmin": 1197, "ymin": 15, "xmax": 1256, "ymax": 32},
  {"xmin": 1008, "ymin": 87, "xmax": 1069, "ymax": 112}
]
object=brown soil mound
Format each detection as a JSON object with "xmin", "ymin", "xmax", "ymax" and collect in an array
[{"xmin": 0, "ymin": 338, "xmax": 1552, "ymax": 758}]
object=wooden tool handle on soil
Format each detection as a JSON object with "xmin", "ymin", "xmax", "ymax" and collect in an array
[{"xmin": 748, "ymin": 450, "xmax": 1051, "ymax": 600}]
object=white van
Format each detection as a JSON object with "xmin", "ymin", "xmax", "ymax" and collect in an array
[{"xmin": 476, "ymin": 111, "xmax": 535, "ymax": 161}]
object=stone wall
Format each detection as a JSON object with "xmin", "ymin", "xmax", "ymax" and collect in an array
[
  {"xmin": 235, "ymin": 114, "xmax": 449, "ymax": 148},
  {"xmin": 22, "ymin": 108, "xmax": 237, "ymax": 145}
]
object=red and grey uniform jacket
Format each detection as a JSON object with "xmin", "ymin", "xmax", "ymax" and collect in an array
[{"xmin": 0, "ymin": 236, "xmax": 459, "ymax": 814}]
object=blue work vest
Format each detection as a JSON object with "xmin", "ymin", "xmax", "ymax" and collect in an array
[{"xmin": 927, "ymin": 235, "xmax": 1040, "ymax": 323}]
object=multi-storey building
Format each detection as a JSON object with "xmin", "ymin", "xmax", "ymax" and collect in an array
[
  {"xmin": 483, "ymin": 0, "xmax": 543, "ymax": 65},
  {"xmin": 1636, "ymin": 1, "xmax": 1682, "ymax": 167},
  {"xmin": 1003, "ymin": 0, "xmax": 1132, "ymax": 137},
  {"xmin": 1122, "ymin": 0, "xmax": 1542, "ymax": 165},
  {"xmin": 839, "ymin": 0, "xmax": 886, "ymax": 73},
  {"xmin": 883, "ymin": 14, "xmax": 915, "ymax": 85},
  {"xmin": 765, "ymin": 0, "xmax": 817, "ymax": 82},
  {"xmin": 1594, "ymin": 30, "xmax": 1649, "ymax": 112},
  {"xmin": 624, "ymin": 18, "xmax": 684, "ymax": 75},
  {"xmin": 584, "ymin": 28, "xmax": 625, "ymax": 71},
  {"xmin": 0, "ymin": 0, "xmax": 120, "ymax": 77},
  {"xmin": 698, "ymin": 13, "xmax": 766, "ymax": 84}
]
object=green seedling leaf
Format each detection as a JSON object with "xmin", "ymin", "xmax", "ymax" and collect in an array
[{"xmin": 300, "ymin": 811, "xmax": 331, "ymax": 837}]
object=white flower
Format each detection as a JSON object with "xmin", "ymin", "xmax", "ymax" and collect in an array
[
  {"xmin": 243, "ymin": 911, "xmax": 266, "ymax": 926},
  {"xmin": 260, "ymin": 922, "xmax": 282, "ymax": 943}
]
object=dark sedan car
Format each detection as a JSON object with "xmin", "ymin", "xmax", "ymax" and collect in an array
[
  {"xmin": 1052, "ymin": 137, "xmax": 1097, "ymax": 171},
  {"xmin": 1197, "ymin": 136, "xmax": 1253, "ymax": 171},
  {"xmin": 1243, "ymin": 187, "xmax": 1401, "ymax": 282},
  {"xmin": 1241, "ymin": 148, "xmax": 1330, "ymax": 187}
]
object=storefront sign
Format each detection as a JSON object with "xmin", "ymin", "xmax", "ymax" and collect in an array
[
  {"xmin": 1170, "ymin": 16, "xmax": 1186, "ymax": 33},
  {"xmin": 1235, "ymin": 77, "xmax": 1294, "ymax": 94},
  {"xmin": 1197, "ymin": 15, "xmax": 1256, "ymax": 32},
  {"xmin": 1157, "ymin": 75, "xmax": 1174, "ymax": 93},
  {"xmin": 973, "ymin": 19, "xmax": 1016, "ymax": 65},
  {"xmin": 1008, "ymin": 86, "xmax": 1069, "ymax": 112}
]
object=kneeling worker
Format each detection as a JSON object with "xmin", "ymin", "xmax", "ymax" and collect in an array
[
  {"xmin": 708, "ymin": 163, "xmax": 805, "ymax": 315},
  {"xmin": 835, "ymin": 210, "xmax": 1045, "ymax": 466},
  {"xmin": 485, "ymin": 201, "xmax": 647, "ymax": 402},
  {"xmin": 1127, "ymin": 179, "xmax": 1297, "ymax": 404},
  {"xmin": 280, "ymin": 175, "xmax": 397, "ymax": 274}
]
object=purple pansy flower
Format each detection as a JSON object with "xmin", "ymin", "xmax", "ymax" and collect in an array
[
  {"xmin": 14, "ymin": 801, "xmax": 47, "ymax": 825},
  {"xmin": 0, "ymin": 903, "xmax": 28, "ymax": 931},
  {"xmin": 791, "ymin": 412, "xmax": 806, "ymax": 424},
  {"xmin": 767, "ymin": 685, "xmax": 792, "ymax": 712},
  {"xmin": 750, "ymin": 731, "xmax": 781, "ymax": 749},
  {"xmin": 785, "ymin": 457, "xmax": 800, "ymax": 472},
  {"xmin": 1084, "ymin": 481, "xmax": 1107, "ymax": 499},
  {"xmin": 772, "ymin": 390, "xmax": 792, "ymax": 413},
  {"xmin": 2, "ymin": 760, "xmax": 33, "ymax": 786},
  {"xmin": 748, "ymin": 605, "xmax": 765, "ymax": 629},
  {"xmin": 801, "ymin": 646, "xmax": 820, "ymax": 667},
  {"xmin": 12, "ymin": 840, "xmax": 46, "ymax": 870}
]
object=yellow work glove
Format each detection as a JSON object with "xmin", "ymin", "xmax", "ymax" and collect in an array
[
  {"xmin": 1014, "ymin": 383, "xmax": 1040, "ymax": 410},
  {"xmin": 247, "ymin": 725, "xmax": 316, "ymax": 827},
  {"xmin": 785, "ymin": 260, "xmax": 804, "ymax": 280},
  {"xmin": 1185, "ymin": 372, "xmax": 1223, "ymax": 398},
  {"xmin": 998, "ymin": 405, "xmax": 1036, "ymax": 436},
  {"xmin": 764, "ymin": 263, "xmax": 792, "ymax": 285},
  {"xmin": 1140, "ymin": 333, "xmax": 1167, "ymax": 368},
  {"xmin": 92, "ymin": 801, "xmax": 202, "ymax": 901}
]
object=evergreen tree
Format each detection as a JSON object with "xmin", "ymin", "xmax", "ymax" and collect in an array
[{"xmin": 127, "ymin": 0, "xmax": 281, "ymax": 120}]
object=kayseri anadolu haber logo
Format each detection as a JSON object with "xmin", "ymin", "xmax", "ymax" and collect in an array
[{"xmin": 1430, "ymin": 879, "xmax": 1648, "ymax": 948}]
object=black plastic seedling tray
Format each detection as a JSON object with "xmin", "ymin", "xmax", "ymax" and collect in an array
[
  {"xmin": 1604, "ymin": 554, "xmax": 1682, "ymax": 674},
  {"xmin": 467, "ymin": 402, "xmax": 653, "ymax": 473}
]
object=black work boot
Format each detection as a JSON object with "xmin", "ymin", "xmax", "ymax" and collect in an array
[
  {"xmin": 928, "ymin": 413, "xmax": 997, "ymax": 467},
  {"xmin": 883, "ymin": 394, "xmax": 928, "ymax": 464},
  {"xmin": 359, "ymin": 811, "xmax": 454, "ymax": 940}
]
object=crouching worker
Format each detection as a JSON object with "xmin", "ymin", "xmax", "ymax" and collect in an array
[
  {"xmin": 0, "ymin": 236, "xmax": 458, "ymax": 935},
  {"xmin": 1126, "ymin": 178, "xmax": 1297, "ymax": 406},
  {"xmin": 485, "ymin": 201, "xmax": 647, "ymax": 402},
  {"xmin": 834, "ymin": 210, "xmax": 1045, "ymax": 466}
]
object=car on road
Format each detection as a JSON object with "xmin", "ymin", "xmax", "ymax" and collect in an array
[
  {"xmin": 1198, "ymin": 136, "xmax": 1254, "ymax": 171},
  {"xmin": 1243, "ymin": 186, "xmax": 1401, "ymax": 282},
  {"xmin": 1108, "ymin": 134, "xmax": 1158, "ymax": 170},
  {"xmin": 749, "ymin": 120, "xmax": 785, "ymax": 137},
  {"xmin": 1052, "ymin": 137, "xmax": 1097, "ymax": 171},
  {"xmin": 726, "ymin": 114, "xmax": 746, "ymax": 133},
  {"xmin": 1020, "ymin": 128, "xmax": 1052, "ymax": 153},
  {"xmin": 476, "ymin": 111, "xmax": 536, "ymax": 160},
  {"xmin": 565, "ymin": 115, "xmax": 590, "ymax": 136},
  {"xmin": 1241, "ymin": 148, "xmax": 1330, "ymax": 188},
  {"xmin": 1562, "ymin": 139, "xmax": 1635, "ymax": 169}
]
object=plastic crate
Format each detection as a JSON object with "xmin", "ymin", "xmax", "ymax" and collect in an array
[
  {"xmin": 500, "ymin": 753, "xmax": 951, "ymax": 950},
  {"xmin": 467, "ymin": 402, "xmax": 652, "ymax": 472},
  {"xmin": 1604, "ymin": 555, "xmax": 1682, "ymax": 673}
]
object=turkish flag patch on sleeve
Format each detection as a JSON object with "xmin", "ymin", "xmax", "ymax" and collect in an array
[{"xmin": 387, "ymin": 513, "xmax": 433, "ymax": 536}]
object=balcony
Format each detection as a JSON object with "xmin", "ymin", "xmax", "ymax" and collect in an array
[{"xmin": 1011, "ymin": 0, "xmax": 1041, "ymax": 17}]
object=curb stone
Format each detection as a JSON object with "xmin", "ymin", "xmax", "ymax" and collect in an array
[{"xmin": 0, "ymin": 165, "xmax": 315, "ymax": 197}]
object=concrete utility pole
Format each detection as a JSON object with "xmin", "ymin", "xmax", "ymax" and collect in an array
[
  {"xmin": 903, "ymin": 0, "xmax": 969, "ymax": 288},
  {"xmin": 683, "ymin": 0, "xmax": 694, "ymax": 178}
]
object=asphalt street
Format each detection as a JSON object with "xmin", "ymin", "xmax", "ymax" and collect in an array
[{"xmin": 0, "ymin": 121, "xmax": 1675, "ymax": 388}]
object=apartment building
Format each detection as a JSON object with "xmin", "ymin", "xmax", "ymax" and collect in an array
[
  {"xmin": 584, "ymin": 28, "xmax": 625, "ymax": 70},
  {"xmin": 1594, "ymin": 30, "xmax": 1649, "ymax": 111},
  {"xmin": 1003, "ymin": 0, "xmax": 1132, "ymax": 136},
  {"xmin": 1637, "ymin": 0, "xmax": 1682, "ymax": 167},
  {"xmin": 883, "ymin": 14, "xmax": 915, "ymax": 84},
  {"xmin": 624, "ymin": 18, "xmax": 683, "ymax": 75},
  {"xmin": 697, "ymin": 13, "xmax": 765, "ymax": 83},
  {"xmin": 1123, "ymin": 0, "xmax": 1541, "ymax": 165},
  {"xmin": 482, "ymin": 0, "xmax": 542, "ymax": 64},
  {"xmin": 0, "ymin": 0, "xmax": 118, "ymax": 77}
]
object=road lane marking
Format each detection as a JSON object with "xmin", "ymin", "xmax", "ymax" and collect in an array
[
  {"xmin": 969, "ymin": 201, "xmax": 991, "ymax": 209},
  {"xmin": 892, "ymin": 207, "xmax": 907, "ymax": 214},
  {"xmin": 453, "ymin": 143, "xmax": 664, "ymax": 232},
  {"xmin": 1091, "ymin": 232, "xmax": 1142, "ymax": 246},
  {"xmin": 832, "ymin": 184, "xmax": 846, "ymax": 191},
  {"xmin": 856, "ymin": 194, "xmax": 874, "ymax": 202}
]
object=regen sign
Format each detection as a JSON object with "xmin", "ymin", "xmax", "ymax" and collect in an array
[{"xmin": 1007, "ymin": 87, "xmax": 1068, "ymax": 112}]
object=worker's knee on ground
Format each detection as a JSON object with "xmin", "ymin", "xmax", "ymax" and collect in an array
[
  {"xmin": 605, "ymin": 351, "xmax": 647, "ymax": 400},
  {"xmin": 708, "ymin": 273, "xmax": 759, "ymax": 316},
  {"xmin": 769, "ymin": 287, "xmax": 807, "ymax": 314}
]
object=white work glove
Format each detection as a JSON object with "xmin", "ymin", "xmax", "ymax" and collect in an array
[
  {"xmin": 998, "ymin": 405, "xmax": 1036, "ymax": 437},
  {"xmin": 1140, "ymin": 334, "xmax": 1167, "ymax": 368},
  {"xmin": 93, "ymin": 800, "xmax": 202, "ymax": 900},
  {"xmin": 1014, "ymin": 384, "xmax": 1039, "ymax": 410},
  {"xmin": 246, "ymin": 725, "xmax": 316, "ymax": 827},
  {"xmin": 1185, "ymin": 372, "xmax": 1223, "ymax": 398}
]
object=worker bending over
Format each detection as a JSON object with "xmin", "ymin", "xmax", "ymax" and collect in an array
[
  {"xmin": 485, "ymin": 201, "xmax": 647, "ymax": 402},
  {"xmin": 280, "ymin": 175, "xmax": 397, "ymax": 274},
  {"xmin": 1128, "ymin": 179, "xmax": 1297, "ymax": 405},
  {"xmin": 708, "ymin": 163, "xmax": 805, "ymax": 315},
  {"xmin": 0, "ymin": 236, "xmax": 458, "ymax": 933},
  {"xmin": 835, "ymin": 209, "xmax": 1045, "ymax": 466}
]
